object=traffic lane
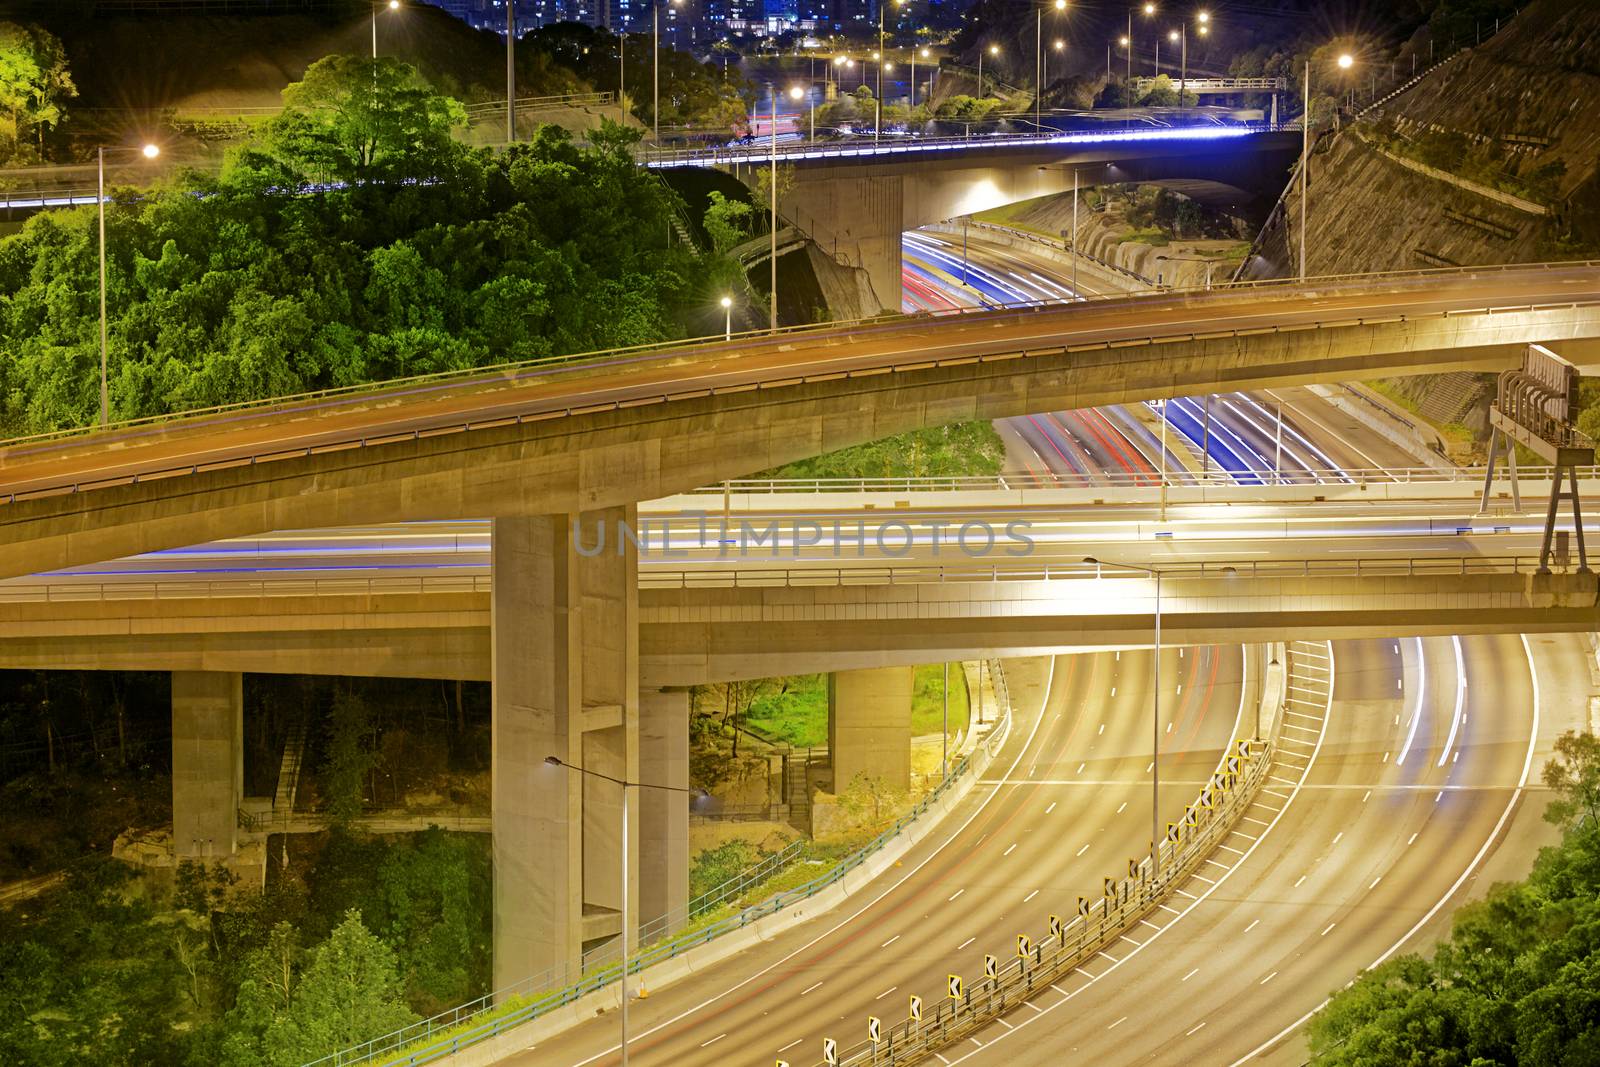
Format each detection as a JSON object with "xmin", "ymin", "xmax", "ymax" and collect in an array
[
  {"xmin": 514, "ymin": 647, "xmax": 1243, "ymax": 1066},
  {"xmin": 506, "ymin": 655, "xmax": 1079, "ymax": 1067},
  {"xmin": 958, "ymin": 635, "xmax": 1539, "ymax": 1067},
  {"xmin": 686, "ymin": 647, "xmax": 1239, "ymax": 1067},
  {"xmin": 6, "ymin": 268, "xmax": 1591, "ymax": 493},
  {"xmin": 1269, "ymin": 385, "xmax": 1438, "ymax": 472}
]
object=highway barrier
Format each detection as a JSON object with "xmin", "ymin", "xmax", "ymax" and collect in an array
[{"xmin": 302, "ymin": 662, "xmax": 1017, "ymax": 1067}]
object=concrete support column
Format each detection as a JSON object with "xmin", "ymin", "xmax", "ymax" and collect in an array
[
  {"xmin": 491, "ymin": 505, "xmax": 639, "ymax": 995},
  {"xmin": 782, "ymin": 172, "xmax": 905, "ymax": 314},
  {"xmin": 828, "ymin": 665, "xmax": 914, "ymax": 793},
  {"xmin": 639, "ymin": 686, "xmax": 690, "ymax": 933},
  {"xmin": 171, "ymin": 671, "xmax": 242, "ymax": 860}
]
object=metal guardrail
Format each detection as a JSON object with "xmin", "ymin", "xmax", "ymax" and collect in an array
[
  {"xmin": 303, "ymin": 669, "xmax": 1013, "ymax": 1067},
  {"xmin": 791, "ymin": 689, "xmax": 1274, "ymax": 1065},
  {"xmin": 3, "ymin": 259, "xmax": 1595, "ymax": 504},
  {"xmin": 1130, "ymin": 76, "xmax": 1287, "ymax": 92},
  {"xmin": 1, "ymin": 554, "xmax": 1575, "ymax": 607},
  {"xmin": 687, "ymin": 463, "xmax": 1600, "ymax": 493}
]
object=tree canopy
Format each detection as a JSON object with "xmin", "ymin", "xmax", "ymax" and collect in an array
[
  {"xmin": 0, "ymin": 21, "xmax": 74, "ymax": 165},
  {"xmin": 1308, "ymin": 730, "xmax": 1600, "ymax": 1065},
  {"xmin": 0, "ymin": 55, "xmax": 718, "ymax": 437}
]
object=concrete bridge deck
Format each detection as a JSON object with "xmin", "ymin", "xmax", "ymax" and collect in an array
[{"xmin": 3, "ymin": 263, "xmax": 1598, "ymax": 581}]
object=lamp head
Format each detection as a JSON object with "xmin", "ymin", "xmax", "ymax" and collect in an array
[
  {"xmin": 920, "ymin": 47, "xmax": 930, "ymax": 57},
  {"xmin": 988, "ymin": 43, "xmax": 999, "ymax": 54},
  {"xmin": 720, "ymin": 295, "xmax": 733, "ymax": 308},
  {"xmin": 1337, "ymin": 52, "xmax": 1355, "ymax": 69},
  {"xmin": 387, "ymin": 0, "xmax": 399, "ymax": 8},
  {"xmin": 1119, "ymin": 34, "xmax": 1130, "ymax": 45},
  {"xmin": 1053, "ymin": 38, "xmax": 1065, "ymax": 49},
  {"xmin": 141, "ymin": 143, "xmax": 160, "ymax": 159},
  {"xmin": 1082, "ymin": 556, "xmax": 1100, "ymax": 565},
  {"xmin": 1168, "ymin": 29, "xmax": 1178, "ymax": 41},
  {"xmin": 1053, "ymin": 0, "xmax": 1066, "ymax": 9},
  {"xmin": 543, "ymin": 755, "xmax": 563, "ymax": 767},
  {"xmin": 884, "ymin": 62, "xmax": 893, "ymax": 71},
  {"xmin": 1198, "ymin": 24, "xmax": 1208, "ymax": 35},
  {"xmin": 1196, "ymin": 10, "xmax": 1207, "ymax": 22},
  {"xmin": 789, "ymin": 85, "xmax": 804, "ymax": 99},
  {"xmin": 1143, "ymin": 2, "xmax": 1155, "ymax": 14}
]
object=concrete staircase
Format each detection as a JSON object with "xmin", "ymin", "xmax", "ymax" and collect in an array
[{"xmin": 1416, "ymin": 371, "xmax": 1485, "ymax": 427}]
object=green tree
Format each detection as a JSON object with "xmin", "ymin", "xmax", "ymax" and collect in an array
[
  {"xmin": 267, "ymin": 911, "xmax": 416, "ymax": 1065},
  {"xmin": 322, "ymin": 691, "xmax": 376, "ymax": 826},
  {"xmin": 703, "ymin": 190, "xmax": 753, "ymax": 252},
  {"xmin": 0, "ymin": 22, "xmax": 74, "ymax": 163},
  {"xmin": 258, "ymin": 55, "xmax": 468, "ymax": 187},
  {"xmin": 1543, "ymin": 730, "xmax": 1600, "ymax": 831}
]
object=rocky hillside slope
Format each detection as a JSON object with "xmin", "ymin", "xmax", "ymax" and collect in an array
[{"xmin": 1248, "ymin": 0, "xmax": 1599, "ymax": 280}]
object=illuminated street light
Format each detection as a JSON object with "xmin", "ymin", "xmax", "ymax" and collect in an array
[
  {"xmin": 1337, "ymin": 52, "xmax": 1354, "ymax": 68},
  {"xmin": 789, "ymin": 84, "xmax": 813, "ymax": 143},
  {"xmin": 97, "ymin": 143, "xmax": 161, "ymax": 428},
  {"xmin": 372, "ymin": 0, "xmax": 400, "ymax": 59},
  {"xmin": 719, "ymin": 295, "xmax": 733, "ymax": 340},
  {"xmin": 1036, "ymin": 0, "xmax": 1068, "ymax": 132}
]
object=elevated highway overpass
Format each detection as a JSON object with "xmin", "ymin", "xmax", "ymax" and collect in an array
[
  {"xmin": 4, "ymin": 263, "xmax": 1599, "ymax": 1006},
  {"xmin": 651, "ymin": 125, "xmax": 1301, "ymax": 308}
]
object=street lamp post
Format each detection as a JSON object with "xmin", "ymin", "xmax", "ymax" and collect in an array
[
  {"xmin": 653, "ymin": 0, "xmax": 679, "ymax": 143},
  {"xmin": 97, "ymin": 142, "xmax": 160, "ymax": 428},
  {"xmin": 720, "ymin": 295, "xmax": 733, "ymax": 340},
  {"xmin": 977, "ymin": 43, "xmax": 999, "ymax": 99},
  {"xmin": 372, "ymin": 0, "xmax": 399, "ymax": 59},
  {"xmin": 1143, "ymin": 1, "xmax": 1157, "ymax": 74},
  {"xmin": 768, "ymin": 81, "xmax": 778, "ymax": 331},
  {"xmin": 543, "ymin": 756, "xmax": 702, "ymax": 1067},
  {"xmin": 1084, "ymin": 558, "xmax": 1163, "ymax": 878},
  {"xmin": 1299, "ymin": 52, "xmax": 1355, "ymax": 280}
]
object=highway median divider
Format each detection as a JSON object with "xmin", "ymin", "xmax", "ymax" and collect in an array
[{"xmin": 307, "ymin": 661, "xmax": 1022, "ymax": 1067}]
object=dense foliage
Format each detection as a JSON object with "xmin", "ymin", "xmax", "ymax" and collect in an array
[
  {"xmin": 0, "ymin": 55, "xmax": 723, "ymax": 436},
  {"xmin": 761, "ymin": 420, "xmax": 1007, "ymax": 480},
  {"xmin": 1309, "ymin": 730, "xmax": 1600, "ymax": 1065},
  {"xmin": 0, "ymin": 21, "xmax": 73, "ymax": 165},
  {"xmin": 0, "ymin": 830, "xmax": 489, "ymax": 1066}
]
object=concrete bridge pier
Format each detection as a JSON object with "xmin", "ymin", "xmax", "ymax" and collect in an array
[
  {"xmin": 491, "ymin": 505, "xmax": 640, "ymax": 994},
  {"xmin": 639, "ymin": 686, "xmax": 690, "ymax": 932},
  {"xmin": 783, "ymin": 172, "xmax": 905, "ymax": 314},
  {"xmin": 171, "ymin": 670, "xmax": 244, "ymax": 860},
  {"xmin": 828, "ymin": 666, "xmax": 914, "ymax": 794}
]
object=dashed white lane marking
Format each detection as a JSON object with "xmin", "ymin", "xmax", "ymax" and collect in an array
[
  {"xmin": 1383, "ymin": 752, "xmax": 1390, "ymax": 763},
  {"xmin": 1361, "ymin": 790, "xmax": 1371, "ymax": 803},
  {"xmin": 1075, "ymin": 844, "xmax": 1090, "ymax": 857},
  {"xmin": 1098, "ymin": 724, "xmax": 1106, "ymax": 735},
  {"xmin": 1217, "ymin": 844, "xmax": 1246, "ymax": 855},
  {"xmin": 1024, "ymin": 1001, "xmax": 1044, "ymax": 1014},
  {"xmin": 1111, "ymin": 688, "xmax": 1117, "ymax": 697},
  {"xmin": 1259, "ymin": 971, "xmax": 1278, "ymax": 985},
  {"xmin": 1050, "ymin": 983, "xmax": 1070, "ymax": 996},
  {"xmin": 935, "ymin": 1055, "xmax": 952, "ymax": 1065},
  {"xmin": 1435, "ymin": 791, "xmax": 1444, "ymax": 803},
  {"xmin": 700, "ymin": 1034, "xmax": 726, "ymax": 1048},
  {"xmin": 1187, "ymin": 1022, "xmax": 1207, "ymax": 1036},
  {"xmin": 1003, "ymin": 843, "xmax": 1018, "ymax": 856},
  {"xmin": 1108, "ymin": 1016, "xmax": 1128, "ymax": 1030},
  {"xmin": 1181, "ymin": 968, "xmax": 1199, "ymax": 981},
  {"xmin": 876, "ymin": 986, "xmax": 897, "ymax": 1000},
  {"xmin": 957, "ymin": 937, "xmax": 975, "ymax": 950},
  {"xmin": 1407, "ymin": 832, "xmax": 1419, "ymax": 845},
  {"xmin": 1045, "ymin": 802, "xmax": 1057, "ymax": 814},
  {"xmin": 1321, "ymin": 923, "xmax": 1337, "ymax": 937},
  {"xmin": 1293, "ymin": 875, "xmax": 1307, "ymax": 888},
  {"xmin": 777, "ymin": 1039, "xmax": 802, "ymax": 1053},
  {"xmin": 1024, "ymin": 889, "xmax": 1040, "ymax": 903},
  {"xmin": 996, "ymin": 1018, "xmax": 1016, "ymax": 1031},
  {"xmin": 969, "ymin": 1037, "xmax": 984, "ymax": 1049},
  {"xmin": 1332, "ymin": 832, "xmax": 1344, "ymax": 845},
  {"xmin": 1369, "ymin": 876, "xmax": 1382, "ymax": 889},
  {"xmin": 1140, "ymin": 919, "xmax": 1161, "ymax": 931},
  {"xmin": 1116, "ymin": 801, "xmax": 1128, "ymax": 814},
  {"xmin": 801, "ymin": 982, "xmax": 823, "ymax": 995},
  {"xmin": 949, "ymin": 889, "xmax": 965, "ymax": 902},
  {"xmin": 1243, "ymin": 918, "xmax": 1260, "ymax": 933},
  {"xmin": 881, "ymin": 935, "xmax": 901, "ymax": 948}
]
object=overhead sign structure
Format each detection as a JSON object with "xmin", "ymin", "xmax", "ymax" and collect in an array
[
  {"xmin": 823, "ymin": 1037, "xmax": 838, "ymax": 1065},
  {"xmin": 984, "ymin": 954, "xmax": 998, "ymax": 980},
  {"xmin": 868, "ymin": 1017, "xmax": 882, "ymax": 1044},
  {"xmin": 910, "ymin": 994, "xmax": 922, "ymax": 1023},
  {"xmin": 947, "ymin": 974, "xmax": 963, "ymax": 1000}
]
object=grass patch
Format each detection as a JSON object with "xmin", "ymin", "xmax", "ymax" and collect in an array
[
  {"xmin": 1365, "ymin": 379, "xmax": 1476, "ymax": 449},
  {"xmin": 759, "ymin": 420, "xmax": 1005, "ymax": 480},
  {"xmin": 743, "ymin": 665, "xmax": 971, "ymax": 749}
]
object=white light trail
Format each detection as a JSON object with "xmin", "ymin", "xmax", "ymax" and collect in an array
[
  {"xmin": 1437, "ymin": 635, "xmax": 1466, "ymax": 767},
  {"xmin": 1395, "ymin": 636, "xmax": 1426, "ymax": 766}
]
